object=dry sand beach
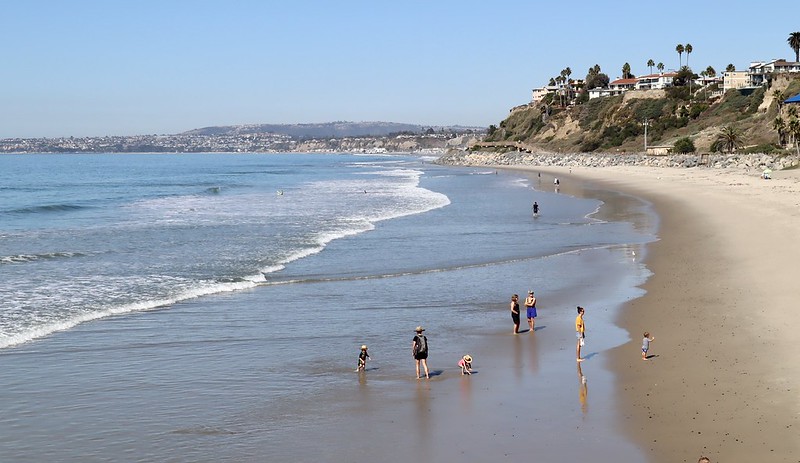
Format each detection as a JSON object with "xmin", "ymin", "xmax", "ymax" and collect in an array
[{"xmin": 509, "ymin": 164, "xmax": 800, "ymax": 462}]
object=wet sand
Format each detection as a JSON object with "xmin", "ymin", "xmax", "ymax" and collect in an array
[{"xmin": 513, "ymin": 165, "xmax": 800, "ymax": 463}]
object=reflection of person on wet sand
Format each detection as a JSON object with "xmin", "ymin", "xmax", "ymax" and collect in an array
[{"xmin": 577, "ymin": 363, "xmax": 588, "ymax": 414}]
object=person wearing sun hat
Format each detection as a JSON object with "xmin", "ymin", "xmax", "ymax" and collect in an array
[
  {"xmin": 411, "ymin": 326, "xmax": 429, "ymax": 379},
  {"xmin": 356, "ymin": 344, "xmax": 370, "ymax": 372},
  {"xmin": 458, "ymin": 354, "xmax": 473, "ymax": 375}
]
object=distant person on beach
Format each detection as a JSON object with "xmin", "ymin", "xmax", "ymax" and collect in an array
[
  {"xmin": 576, "ymin": 306, "xmax": 586, "ymax": 362},
  {"xmin": 641, "ymin": 332, "xmax": 655, "ymax": 360},
  {"xmin": 524, "ymin": 290, "xmax": 537, "ymax": 332},
  {"xmin": 357, "ymin": 344, "xmax": 370, "ymax": 371},
  {"xmin": 532, "ymin": 201, "xmax": 539, "ymax": 216},
  {"xmin": 510, "ymin": 294, "xmax": 521, "ymax": 334},
  {"xmin": 412, "ymin": 326, "xmax": 429, "ymax": 379},
  {"xmin": 554, "ymin": 178, "xmax": 560, "ymax": 186},
  {"xmin": 458, "ymin": 354, "xmax": 473, "ymax": 375}
]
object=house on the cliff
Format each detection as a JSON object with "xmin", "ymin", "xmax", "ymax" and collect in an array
[
  {"xmin": 748, "ymin": 59, "xmax": 800, "ymax": 86},
  {"xmin": 635, "ymin": 72, "xmax": 677, "ymax": 90},
  {"xmin": 723, "ymin": 70, "xmax": 749, "ymax": 92},
  {"xmin": 588, "ymin": 74, "xmax": 674, "ymax": 100}
]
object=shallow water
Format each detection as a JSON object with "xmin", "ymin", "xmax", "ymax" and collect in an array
[{"xmin": 0, "ymin": 154, "xmax": 656, "ymax": 461}]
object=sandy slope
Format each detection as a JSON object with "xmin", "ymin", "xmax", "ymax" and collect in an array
[{"xmin": 519, "ymin": 165, "xmax": 800, "ymax": 462}]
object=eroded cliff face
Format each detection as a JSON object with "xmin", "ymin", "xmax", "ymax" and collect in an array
[{"xmin": 486, "ymin": 76, "xmax": 800, "ymax": 154}]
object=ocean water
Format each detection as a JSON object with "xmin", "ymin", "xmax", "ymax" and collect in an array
[
  {"xmin": 0, "ymin": 153, "xmax": 656, "ymax": 462},
  {"xmin": 0, "ymin": 153, "xmax": 450, "ymax": 349}
]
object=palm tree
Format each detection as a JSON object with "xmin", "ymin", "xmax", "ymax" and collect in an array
[
  {"xmin": 676, "ymin": 44, "xmax": 684, "ymax": 68},
  {"xmin": 700, "ymin": 70, "xmax": 708, "ymax": 99},
  {"xmin": 705, "ymin": 66, "xmax": 716, "ymax": 78},
  {"xmin": 685, "ymin": 43, "xmax": 693, "ymax": 67},
  {"xmin": 647, "ymin": 59, "xmax": 655, "ymax": 75},
  {"xmin": 657, "ymin": 62, "xmax": 665, "ymax": 73},
  {"xmin": 774, "ymin": 89, "xmax": 785, "ymax": 113},
  {"xmin": 788, "ymin": 32, "xmax": 800, "ymax": 62},
  {"xmin": 773, "ymin": 116, "xmax": 787, "ymax": 146},
  {"xmin": 726, "ymin": 63, "xmax": 736, "ymax": 72},
  {"xmin": 565, "ymin": 67, "xmax": 572, "ymax": 102},
  {"xmin": 622, "ymin": 62, "xmax": 632, "ymax": 79},
  {"xmin": 714, "ymin": 125, "xmax": 744, "ymax": 153},
  {"xmin": 789, "ymin": 118, "xmax": 800, "ymax": 155}
]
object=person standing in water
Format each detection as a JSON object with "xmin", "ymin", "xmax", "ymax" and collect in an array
[
  {"xmin": 524, "ymin": 290, "xmax": 537, "ymax": 333},
  {"xmin": 510, "ymin": 294, "xmax": 521, "ymax": 334},
  {"xmin": 412, "ymin": 326, "xmax": 429, "ymax": 379},
  {"xmin": 532, "ymin": 201, "xmax": 539, "ymax": 216},
  {"xmin": 357, "ymin": 344, "xmax": 370, "ymax": 371}
]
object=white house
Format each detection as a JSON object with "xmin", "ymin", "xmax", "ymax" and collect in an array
[
  {"xmin": 748, "ymin": 59, "xmax": 800, "ymax": 86},
  {"xmin": 587, "ymin": 78, "xmax": 636, "ymax": 100},
  {"xmin": 610, "ymin": 77, "xmax": 638, "ymax": 92},
  {"xmin": 531, "ymin": 85, "xmax": 559, "ymax": 104},
  {"xmin": 635, "ymin": 72, "xmax": 677, "ymax": 90},
  {"xmin": 588, "ymin": 87, "xmax": 615, "ymax": 99}
]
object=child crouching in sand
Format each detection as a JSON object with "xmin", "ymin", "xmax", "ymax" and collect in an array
[
  {"xmin": 357, "ymin": 345, "xmax": 370, "ymax": 371},
  {"xmin": 458, "ymin": 355, "xmax": 473, "ymax": 375},
  {"xmin": 641, "ymin": 332, "xmax": 654, "ymax": 360}
]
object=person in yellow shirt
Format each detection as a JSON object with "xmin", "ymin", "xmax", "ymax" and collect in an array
[{"xmin": 575, "ymin": 306, "xmax": 585, "ymax": 362}]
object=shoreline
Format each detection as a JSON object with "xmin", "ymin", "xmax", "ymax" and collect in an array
[{"xmin": 505, "ymin": 164, "xmax": 800, "ymax": 462}]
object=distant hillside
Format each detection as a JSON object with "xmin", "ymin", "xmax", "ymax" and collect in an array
[
  {"xmin": 183, "ymin": 121, "xmax": 483, "ymax": 139},
  {"xmin": 483, "ymin": 75, "xmax": 800, "ymax": 154}
]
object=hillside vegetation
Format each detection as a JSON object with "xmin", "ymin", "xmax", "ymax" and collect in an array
[{"xmin": 483, "ymin": 75, "xmax": 800, "ymax": 154}]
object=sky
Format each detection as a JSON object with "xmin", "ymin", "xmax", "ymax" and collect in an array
[{"xmin": 3, "ymin": 0, "xmax": 800, "ymax": 138}]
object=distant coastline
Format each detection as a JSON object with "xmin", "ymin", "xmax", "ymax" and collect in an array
[{"xmin": 0, "ymin": 121, "xmax": 484, "ymax": 154}]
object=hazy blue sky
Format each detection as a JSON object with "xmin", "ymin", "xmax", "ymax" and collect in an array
[{"xmin": 3, "ymin": 0, "xmax": 799, "ymax": 138}]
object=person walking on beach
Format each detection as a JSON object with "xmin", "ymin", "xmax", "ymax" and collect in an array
[
  {"xmin": 576, "ymin": 306, "xmax": 586, "ymax": 362},
  {"xmin": 524, "ymin": 290, "xmax": 537, "ymax": 333},
  {"xmin": 641, "ymin": 332, "xmax": 655, "ymax": 360},
  {"xmin": 412, "ymin": 326, "xmax": 429, "ymax": 379},
  {"xmin": 510, "ymin": 294, "xmax": 520, "ymax": 334}
]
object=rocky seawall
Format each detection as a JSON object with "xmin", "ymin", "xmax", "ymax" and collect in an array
[{"xmin": 436, "ymin": 149, "xmax": 800, "ymax": 171}]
